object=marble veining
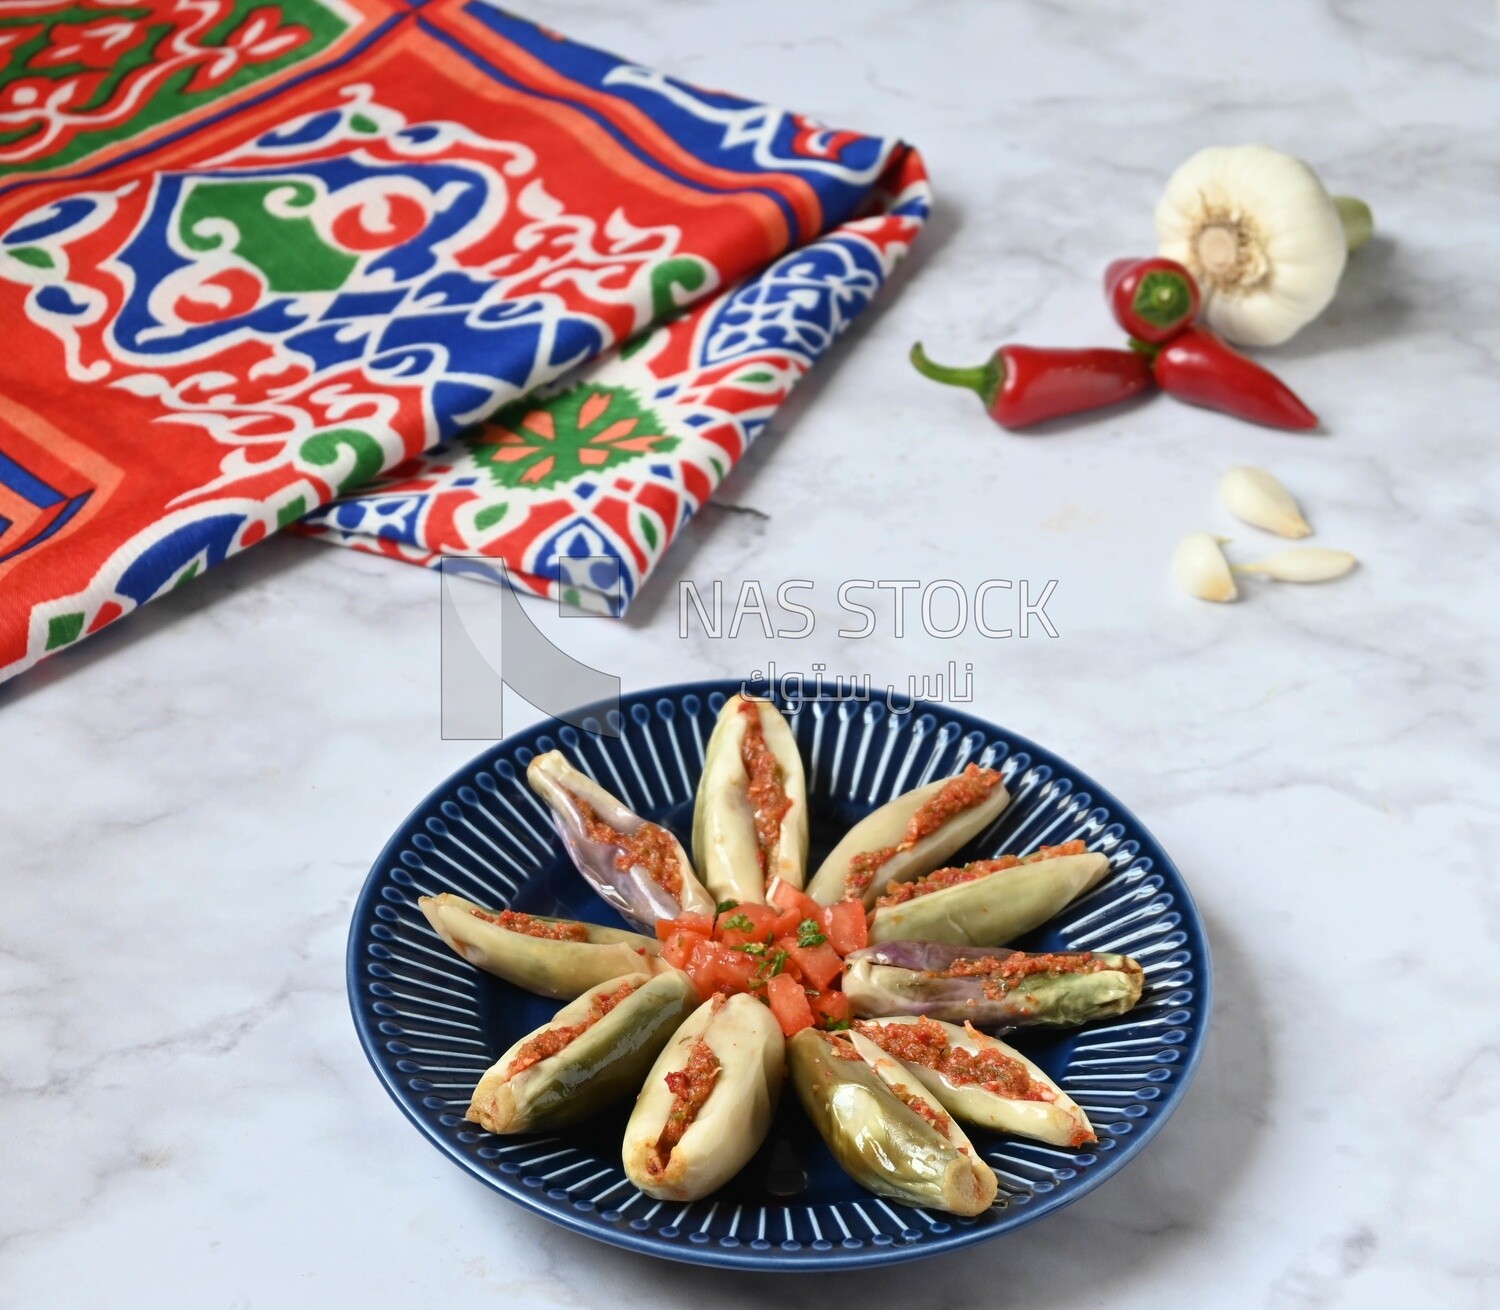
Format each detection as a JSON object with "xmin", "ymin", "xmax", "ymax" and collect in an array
[{"xmin": 3, "ymin": 1, "xmax": 1499, "ymax": 1306}]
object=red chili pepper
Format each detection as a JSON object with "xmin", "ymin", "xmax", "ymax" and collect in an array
[
  {"xmin": 1104, "ymin": 256, "xmax": 1200, "ymax": 344},
  {"xmin": 910, "ymin": 342, "xmax": 1152, "ymax": 429},
  {"xmin": 1148, "ymin": 327, "xmax": 1319, "ymax": 430}
]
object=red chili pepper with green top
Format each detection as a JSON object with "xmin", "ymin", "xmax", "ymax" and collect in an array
[
  {"xmin": 1146, "ymin": 326, "xmax": 1319, "ymax": 430},
  {"xmin": 910, "ymin": 342, "xmax": 1152, "ymax": 429},
  {"xmin": 1105, "ymin": 256, "xmax": 1200, "ymax": 343}
]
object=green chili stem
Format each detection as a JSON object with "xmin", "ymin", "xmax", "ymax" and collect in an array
[
  {"xmin": 1333, "ymin": 196, "xmax": 1373, "ymax": 252},
  {"xmin": 909, "ymin": 342, "xmax": 1003, "ymax": 407}
]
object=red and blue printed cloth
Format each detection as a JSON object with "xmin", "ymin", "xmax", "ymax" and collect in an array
[{"xmin": 0, "ymin": 0, "xmax": 928, "ymax": 679}]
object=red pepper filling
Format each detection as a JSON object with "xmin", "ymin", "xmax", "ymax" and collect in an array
[
  {"xmin": 854, "ymin": 1017, "xmax": 1056, "ymax": 1105},
  {"xmin": 930, "ymin": 949, "xmax": 1109, "ymax": 1001},
  {"xmin": 653, "ymin": 1036, "xmax": 722, "ymax": 1172},
  {"xmin": 844, "ymin": 847, "xmax": 897, "ymax": 901},
  {"xmin": 471, "ymin": 908, "xmax": 590, "ymax": 942},
  {"xmin": 739, "ymin": 700, "xmax": 792, "ymax": 881},
  {"xmin": 889, "ymin": 1082, "xmax": 954, "ymax": 1139},
  {"xmin": 875, "ymin": 839, "xmax": 1088, "ymax": 908},
  {"xmin": 844, "ymin": 764, "xmax": 1004, "ymax": 900},
  {"xmin": 826, "ymin": 1035, "xmax": 959, "ymax": 1146},
  {"xmin": 574, "ymin": 796, "xmax": 684, "ymax": 900},
  {"xmin": 505, "ymin": 979, "xmax": 636, "ymax": 1078}
]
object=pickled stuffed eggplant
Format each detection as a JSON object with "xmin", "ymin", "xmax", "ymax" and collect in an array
[
  {"xmin": 623, "ymin": 992, "xmax": 784, "ymax": 1200},
  {"xmin": 467, "ymin": 971, "xmax": 698, "ymax": 1134},
  {"xmin": 807, "ymin": 764, "xmax": 1011, "ymax": 908},
  {"xmin": 853, "ymin": 1015, "xmax": 1095, "ymax": 1147},
  {"xmin": 692, "ymin": 695, "xmax": 809, "ymax": 904},
  {"xmin": 420, "ymin": 892, "xmax": 664, "ymax": 1000},
  {"xmin": 868, "ymin": 842, "xmax": 1112, "ymax": 946},
  {"xmin": 528, "ymin": 750, "xmax": 715, "ymax": 929},
  {"xmin": 788, "ymin": 1028, "xmax": 998, "ymax": 1216},
  {"xmin": 844, "ymin": 940, "xmax": 1143, "ymax": 1028}
]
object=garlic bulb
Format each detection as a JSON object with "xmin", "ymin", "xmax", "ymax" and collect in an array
[
  {"xmin": 1172, "ymin": 533, "xmax": 1237, "ymax": 603},
  {"xmin": 1218, "ymin": 466, "xmax": 1312, "ymax": 538},
  {"xmin": 1156, "ymin": 145, "xmax": 1367, "ymax": 347},
  {"xmin": 1234, "ymin": 547, "xmax": 1357, "ymax": 583}
]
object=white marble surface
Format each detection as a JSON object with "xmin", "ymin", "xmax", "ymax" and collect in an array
[{"xmin": 4, "ymin": 1, "xmax": 1499, "ymax": 1306}]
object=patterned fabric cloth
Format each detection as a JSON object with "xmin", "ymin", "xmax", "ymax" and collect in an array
[{"xmin": 0, "ymin": 1, "xmax": 928, "ymax": 678}]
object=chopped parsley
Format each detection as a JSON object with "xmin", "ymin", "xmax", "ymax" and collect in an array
[
  {"xmin": 796, "ymin": 918, "xmax": 827, "ymax": 948},
  {"xmin": 755, "ymin": 949, "xmax": 789, "ymax": 979}
]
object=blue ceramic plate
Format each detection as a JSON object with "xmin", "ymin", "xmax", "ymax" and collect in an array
[{"xmin": 348, "ymin": 681, "xmax": 1210, "ymax": 1270}]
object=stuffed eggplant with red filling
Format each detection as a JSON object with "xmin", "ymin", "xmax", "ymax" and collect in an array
[
  {"xmin": 467, "ymin": 971, "xmax": 698, "ymax": 1134},
  {"xmin": 788, "ymin": 1027, "xmax": 998, "ymax": 1216},
  {"xmin": 528, "ymin": 750, "xmax": 715, "ymax": 930},
  {"xmin": 622, "ymin": 992, "xmax": 785, "ymax": 1200},
  {"xmin": 807, "ymin": 764, "xmax": 1012, "ymax": 908},
  {"xmin": 867, "ymin": 841, "xmax": 1111, "ymax": 946},
  {"xmin": 420, "ymin": 892, "xmax": 665, "ymax": 1000},
  {"xmin": 692, "ymin": 695, "xmax": 809, "ymax": 904},
  {"xmin": 844, "ymin": 940, "xmax": 1143, "ymax": 1029}
]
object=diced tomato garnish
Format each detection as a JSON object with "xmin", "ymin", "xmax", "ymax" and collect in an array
[
  {"xmin": 810, "ymin": 990, "xmax": 852, "ymax": 1028},
  {"xmin": 712, "ymin": 953, "xmax": 762, "ymax": 995},
  {"xmin": 821, "ymin": 900, "xmax": 869, "ymax": 955},
  {"xmin": 717, "ymin": 902, "xmax": 780, "ymax": 948},
  {"xmin": 766, "ymin": 878, "xmax": 825, "ymax": 922},
  {"xmin": 660, "ymin": 928, "xmax": 707, "ymax": 972},
  {"xmin": 682, "ymin": 939, "xmax": 716, "ymax": 1000},
  {"xmin": 771, "ymin": 906, "xmax": 804, "ymax": 939},
  {"xmin": 657, "ymin": 912, "xmax": 714, "ymax": 942},
  {"xmin": 765, "ymin": 877, "xmax": 796, "ymax": 911},
  {"xmin": 685, "ymin": 938, "xmax": 761, "ymax": 1000},
  {"xmin": 783, "ymin": 938, "xmax": 843, "ymax": 990},
  {"xmin": 660, "ymin": 881, "xmax": 862, "ymax": 1007},
  {"xmin": 766, "ymin": 972, "xmax": 814, "ymax": 1037}
]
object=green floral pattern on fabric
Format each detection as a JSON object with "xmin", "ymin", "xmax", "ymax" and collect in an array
[{"xmin": 474, "ymin": 385, "xmax": 678, "ymax": 491}]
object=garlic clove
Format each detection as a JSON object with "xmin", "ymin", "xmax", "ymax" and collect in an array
[
  {"xmin": 1172, "ymin": 532, "xmax": 1238, "ymax": 602},
  {"xmin": 1234, "ymin": 547, "xmax": 1357, "ymax": 583},
  {"xmin": 1218, "ymin": 465, "xmax": 1312, "ymax": 538},
  {"xmin": 1155, "ymin": 145, "xmax": 1350, "ymax": 348}
]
